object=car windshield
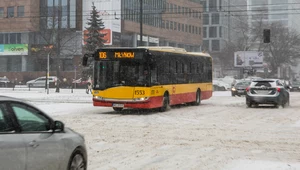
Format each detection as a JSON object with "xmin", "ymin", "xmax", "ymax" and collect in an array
[
  {"xmin": 293, "ymin": 82, "xmax": 300, "ymax": 86},
  {"xmin": 252, "ymin": 81, "xmax": 274, "ymax": 87}
]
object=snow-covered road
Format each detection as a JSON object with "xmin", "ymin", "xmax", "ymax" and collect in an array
[{"xmin": 1, "ymin": 88, "xmax": 300, "ymax": 170}]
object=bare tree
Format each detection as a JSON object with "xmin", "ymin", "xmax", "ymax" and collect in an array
[
  {"xmin": 265, "ymin": 22, "xmax": 300, "ymax": 75},
  {"xmin": 30, "ymin": 3, "xmax": 82, "ymax": 92}
]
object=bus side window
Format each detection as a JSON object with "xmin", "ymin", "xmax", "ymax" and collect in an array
[{"xmin": 151, "ymin": 66, "xmax": 158, "ymax": 85}]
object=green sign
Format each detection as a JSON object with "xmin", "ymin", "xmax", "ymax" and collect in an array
[{"xmin": 0, "ymin": 44, "xmax": 28, "ymax": 55}]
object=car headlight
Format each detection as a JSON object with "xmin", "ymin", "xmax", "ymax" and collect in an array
[{"xmin": 232, "ymin": 88, "xmax": 236, "ymax": 91}]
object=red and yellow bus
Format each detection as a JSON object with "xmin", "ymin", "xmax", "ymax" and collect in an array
[{"xmin": 82, "ymin": 46, "xmax": 213, "ymax": 112}]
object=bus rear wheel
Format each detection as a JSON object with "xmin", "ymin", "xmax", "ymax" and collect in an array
[
  {"xmin": 192, "ymin": 90, "xmax": 201, "ymax": 106},
  {"xmin": 159, "ymin": 94, "xmax": 169, "ymax": 112},
  {"xmin": 113, "ymin": 107, "xmax": 123, "ymax": 112}
]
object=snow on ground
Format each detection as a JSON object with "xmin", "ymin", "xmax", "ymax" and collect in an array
[{"xmin": 1, "ymin": 88, "xmax": 300, "ymax": 170}]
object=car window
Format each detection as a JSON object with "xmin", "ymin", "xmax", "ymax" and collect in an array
[
  {"xmin": 0, "ymin": 103, "xmax": 14, "ymax": 132},
  {"xmin": 11, "ymin": 103, "xmax": 51, "ymax": 132},
  {"xmin": 252, "ymin": 81, "xmax": 273, "ymax": 87},
  {"xmin": 277, "ymin": 81, "xmax": 283, "ymax": 86}
]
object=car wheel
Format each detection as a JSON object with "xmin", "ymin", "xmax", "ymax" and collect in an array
[
  {"xmin": 231, "ymin": 92, "xmax": 235, "ymax": 97},
  {"xmin": 246, "ymin": 101, "xmax": 252, "ymax": 108},
  {"xmin": 159, "ymin": 93, "xmax": 169, "ymax": 112},
  {"xmin": 113, "ymin": 107, "xmax": 123, "ymax": 112},
  {"xmin": 68, "ymin": 148, "xmax": 87, "ymax": 170},
  {"xmin": 192, "ymin": 90, "xmax": 201, "ymax": 106}
]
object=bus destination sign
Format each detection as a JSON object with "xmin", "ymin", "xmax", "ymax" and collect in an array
[
  {"xmin": 98, "ymin": 51, "xmax": 143, "ymax": 60},
  {"xmin": 114, "ymin": 52, "xmax": 134, "ymax": 59}
]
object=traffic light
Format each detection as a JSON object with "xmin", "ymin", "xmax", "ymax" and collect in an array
[{"xmin": 263, "ymin": 29, "xmax": 270, "ymax": 43}]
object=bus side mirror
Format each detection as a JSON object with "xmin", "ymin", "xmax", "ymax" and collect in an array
[{"xmin": 82, "ymin": 54, "xmax": 89, "ymax": 66}]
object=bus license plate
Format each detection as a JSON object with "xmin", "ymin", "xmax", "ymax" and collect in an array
[{"xmin": 113, "ymin": 103, "xmax": 124, "ymax": 108}]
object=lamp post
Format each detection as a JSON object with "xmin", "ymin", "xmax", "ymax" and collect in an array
[
  {"xmin": 139, "ymin": 0, "xmax": 143, "ymax": 46},
  {"xmin": 47, "ymin": 52, "xmax": 50, "ymax": 94}
]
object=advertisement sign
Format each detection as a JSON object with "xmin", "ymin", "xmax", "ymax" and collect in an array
[
  {"xmin": 234, "ymin": 51, "xmax": 264, "ymax": 68},
  {"xmin": 83, "ymin": 0, "xmax": 121, "ymax": 45},
  {"xmin": 0, "ymin": 44, "xmax": 28, "ymax": 55}
]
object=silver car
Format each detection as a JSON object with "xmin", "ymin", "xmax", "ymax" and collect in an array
[{"xmin": 0, "ymin": 96, "xmax": 87, "ymax": 170}]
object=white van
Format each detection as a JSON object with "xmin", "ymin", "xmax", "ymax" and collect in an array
[{"xmin": 26, "ymin": 76, "xmax": 58, "ymax": 88}]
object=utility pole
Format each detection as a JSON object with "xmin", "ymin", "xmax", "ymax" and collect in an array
[
  {"xmin": 139, "ymin": 0, "xmax": 143, "ymax": 46},
  {"xmin": 55, "ymin": 0, "xmax": 61, "ymax": 93}
]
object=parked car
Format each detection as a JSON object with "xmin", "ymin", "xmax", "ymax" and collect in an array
[
  {"xmin": 290, "ymin": 82, "xmax": 300, "ymax": 92},
  {"xmin": 231, "ymin": 80, "xmax": 251, "ymax": 96},
  {"xmin": 0, "ymin": 76, "xmax": 10, "ymax": 87},
  {"xmin": 0, "ymin": 96, "xmax": 87, "ymax": 170},
  {"xmin": 213, "ymin": 79, "xmax": 231, "ymax": 91},
  {"xmin": 245, "ymin": 79, "xmax": 290, "ymax": 108},
  {"xmin": 26, "ymin": 76, "xmax": 58, "ymax": 88}
]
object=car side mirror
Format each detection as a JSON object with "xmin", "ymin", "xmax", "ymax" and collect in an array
[{"xmin": 54, "ymin": 120, "xmax": 64, "ymax": 132}]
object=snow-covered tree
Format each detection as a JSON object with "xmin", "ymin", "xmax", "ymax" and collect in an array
[{"xmin": 84, "ymin": 2, "xmax": 106, "ymax": 54}]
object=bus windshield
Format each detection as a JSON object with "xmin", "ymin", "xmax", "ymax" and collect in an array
[{"xmin": 93, "ymin": 60, "xmax": 150, "ymax": 90}]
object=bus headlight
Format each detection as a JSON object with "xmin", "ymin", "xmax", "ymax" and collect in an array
[
  {"xmin": 133, "ymin": 97, "xmax": 149, "ymax": 101},
  {"xmin": 94, "ymin": 96, "xmax": 104, "ymax": 100}
]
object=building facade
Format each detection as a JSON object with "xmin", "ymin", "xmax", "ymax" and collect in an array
[
  {"xmin": 121, "ymin": 0, "xmax": 203, "ymax": 52},
  {"xmin": 0, "ymin": 0, "xmax": 83, "ymax": 84}
]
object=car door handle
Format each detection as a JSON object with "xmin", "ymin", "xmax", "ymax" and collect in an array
[{"xmin": 29, "ymin": 140, "xmax": 39, "ymax": 148}]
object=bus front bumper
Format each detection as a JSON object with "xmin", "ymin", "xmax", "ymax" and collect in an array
[{"xmin": 92, "ymin": 96, "xmax": 163, "ymax": 109}]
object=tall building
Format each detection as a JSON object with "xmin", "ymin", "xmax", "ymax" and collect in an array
[
  {"xmin": 199, "ymin": 0, "xmax": 247, "ymax": 52},
  {"xmin": 0, "ymin": 0, "xmax": 83, "ymax": 83},
  {"xmin": 83, "ymin": 0, "xmax": 203, "ymax": 52},
  {"xmin": 247, "ymin": 0, "xmax": 300, "ymax": 33}
]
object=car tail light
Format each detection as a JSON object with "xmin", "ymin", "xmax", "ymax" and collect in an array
[
  {"xmin": 277, "ymin": 87, "xmax": 281, "ymax": 92},
  {"xmin": 246, "ymin": 87, "xmax": 250, "ymax": 92}
]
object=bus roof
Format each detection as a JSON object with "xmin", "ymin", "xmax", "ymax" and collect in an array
[{"xmin": 138, "ymin": 46, "xmax": 211, "ymax": 57}]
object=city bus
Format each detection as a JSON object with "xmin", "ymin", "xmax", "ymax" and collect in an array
[{"xmin": 82, "ymin": 46, "xmax": 213, "ymax": 112}]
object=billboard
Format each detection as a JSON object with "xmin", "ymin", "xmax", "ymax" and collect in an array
[
  {"xmin": 0, "ymin": 44, "xmax": 28, "ymax": 55},
  {"xmin": 83, "ymin": 0, "xmax": 121, "ymax": 45},
  {"xmin": 234, "ymin": 51, "xmax": 264, "ymax": 68}
]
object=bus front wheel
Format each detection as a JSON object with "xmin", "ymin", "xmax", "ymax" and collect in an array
[{"xmin": 159, "ymin": 94, "xmax": 169, "ymax": 112}]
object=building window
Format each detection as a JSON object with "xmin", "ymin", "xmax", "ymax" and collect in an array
[
  {"xmin": 17, "ymin": 6, "xmax": 24, "ymax": 17},
  {"xmin": 182, "ymin": 24, "xmax": 184, "ymax": 32},
  {"xmin": 166, "ymin": 21, "xmax": 169, "ymax": 29},
  {"xmin": 219, "ymin": 27, "xmax": 222, "ymax": 37},
  {"xmin": 199, "ymin": 27, "xmax": 201, "ymax": 35},
  {"xmin": 0, "ymin": 34, "xmax": 3, "ymax": 44},
  {"xmin": 203, "ymin": 14, "xmax": 209, "ymax": 25},
  {"xmin": 203, "ymin": 27, "xmax": 207, "ymax": 38},
  {"xmin": 212, "ymin": 40, "xmax": 220, "ymax": 51},
  {"xmin": 203, "ymin": 40, "xmax": 209, "ymax": 51},
  {"xmin": 209, "ymin": 27, "xmax": 217, "ymax": 38},
  {"xmin": 170, "ymin": 21, "xmax": 173, "ymax": 30},
  {"xmin": 0, "ymin": 8, "xmax": 4, "ymax": 18},
  {"xmin": 209, "ymin": 0, "xmax": 217, "ymax": 11},
  {"xmin": 178, "ymin": 23, "xmax": 181, "ymax": 31},
  {"xmin": 7, "ymin": 7, "xmax": 14, "ymax": 18},
  {"xmin": 211, "ymin": 13, "xmax": 219, "ymax": 24}
]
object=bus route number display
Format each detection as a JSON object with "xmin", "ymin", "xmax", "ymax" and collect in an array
[
  {"xmin": 114, "ymin": 52, "xmax": 135, "ymax": 59},
  {"xmin": 99, "ymin": 52, "xmax": 107, "ymax": 59}
]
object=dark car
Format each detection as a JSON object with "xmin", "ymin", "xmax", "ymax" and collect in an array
[
  {"xmin": 231, "ymin": 80, "xmax": 251, "ymax": 96},
  {"xmin": 245, "ymin": 79, "xmax": 290, "ymax": 108},
  {"xmin": 290, "ymin": 82, "xmax": 300, "ymax": 92}
]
